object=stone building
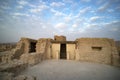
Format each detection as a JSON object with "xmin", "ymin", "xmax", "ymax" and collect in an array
[{"xmin": 0, "ymin": 35, "xmax": 120, "ymax": 66}]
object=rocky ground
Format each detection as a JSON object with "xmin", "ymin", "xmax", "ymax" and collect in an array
[{"xmin": 20, "ymin": 60, "xmax": 120, "ymax": 80}]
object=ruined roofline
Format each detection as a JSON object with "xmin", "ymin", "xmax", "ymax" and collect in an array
[
  {"xmin": 38, "ymin": 38, "xmax": 53, "ymax": 40},
  {"xmin": 20, "ymin": 37, "xmax": 37, "ymax": 42},
  {"xmin": 76, "ymin": 37, "xmax": 114, "ymax": 41},
  {"xmin": 51, "ymin": 41, "xmax": 77, "ymax": 44}
]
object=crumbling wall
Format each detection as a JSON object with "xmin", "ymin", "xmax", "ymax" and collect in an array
[
  {"xmin": 0, "ymin": 60, "xmax": 27, "ymax": 75},
  {"xmin": 0, "ymin": 72, "xmax": 36, "ymax": 80},
  {"xmin": 54, "ymin": 35, "xmax": 66, "ymax": 41},
  {"xmin": 36, "ymin": 38, "xmax": 52, "ymax": 60},
  {"xmin": 12, "ymin": 38, "xmax": 37, "ymax": 59},
  {"xmin": 0, "ymin": 51, "xmax": 13, "ymax": 63},
  {"xmin": 0, "ymin": 43, "xmax": 16, "ymax": 52},
  {"xmin": 20, "ymin": 53, "xmax": 41, "ymax": 65},
  {"xmin": 75, "ymin": 38, "xmax": 118, "ymax": 65}
]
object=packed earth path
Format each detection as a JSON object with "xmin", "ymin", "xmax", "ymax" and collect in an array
[{"xmin": 20, "ymin": 60, "xmax": 120, "ymax": 80}]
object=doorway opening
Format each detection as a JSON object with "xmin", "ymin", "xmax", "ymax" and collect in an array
[
  {"xmin": 29, "ymin": 42, "xmax": 36, "ymax": 53},
  {"xmin": 60, "ymin": 44, "xmax": 67, "ymax": 59}
]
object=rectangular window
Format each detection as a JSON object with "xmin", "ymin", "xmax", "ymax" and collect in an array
[
  {"xmin": 29, "ymin": 42, "xmax": 36, "ymax": 53},
  {"xmin": 92, "ymin": 47, "xmax": 102, "ymax": 51}
]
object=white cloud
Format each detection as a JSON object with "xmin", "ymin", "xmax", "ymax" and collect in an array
[
  {"xmin": 72, "ymin": 19, "xmax": 83, "ymax": 28},
  {"xmin": 72, "ymin": 24, "xmax": 78, "ymax": 28},
  {"xmin": 64, "ymin": 16, "xmax": 72, "ymax": 22},
  {"xmin": 51, "ymin": 9, "xmax": 65, "ymax": 16},
  {"xmin": 30, "ymin": 4, "xmax": 48, "ymax": 13},
  {"xmin": 80, "ymin": 7, "xmax": 91, "ymax": 14},
  {"xmin": 55, "ymin": 23, "xmax": 67, "ymax": 29},
  {"xmin": 64, "ymin": 15, "xmax": 72, "ymax": 22},
  {"xmin": 13, "ymin": 13, "xmax": 29, "ymax": 17},
  {"xmin": 90, "ymin": 16, "xmax": 101, "ymax": 22},
  {"xmin": 76, "ymin": 7, "xmax": 91, "ymax": 17},
  {"xmin": 98, "ymin": 2, "xmax": 110, "ymax": 12},
  {"xmin": 50, "ymin": 2, "xmax": 65, "ymax": 7},
  {"xmin": 18, "ymin": 0, "xmax": 28, "ymax": 5}
]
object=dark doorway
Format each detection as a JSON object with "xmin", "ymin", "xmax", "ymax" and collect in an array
[
  {"xmin": 29, "ymin": 42, "xmax": 36, "ymax": 53},
  {"xmin": 60, "ymin": 44, "xmax": 67, "ymax": 59}
]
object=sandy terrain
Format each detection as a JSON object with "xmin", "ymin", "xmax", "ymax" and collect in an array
[{"xmin": 20, "ymin": 60, "xmax": 120, "ymax": 80}]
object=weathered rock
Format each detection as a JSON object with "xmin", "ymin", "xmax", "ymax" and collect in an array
[
  {"xmin": 54, "ymin": 35, "xmax": 66, "ymax": 41},
  {"xmin": 0, "ymin": 72, "xmax": 14, "ymax": 80},
  {"xmin": 20, "ymin": 53, "xmax": 41, "ymax": 65},
  {"xmin": 0, "ymin": 43, "xmax": 16, "ymax": 52},
  {"xmin": 36, "ymin": 38, "xmax": 52, "ymax": 59},
  {"xmin": 0, "ymin": 60, "xmax": 27, "ymax": 74},
  {"xmin": 14, "ymin": 75, "xmax": 36, "ymax": 80}
]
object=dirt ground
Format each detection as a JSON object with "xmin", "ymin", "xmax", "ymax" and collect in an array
[{"xmin": 20, "ymin": 60, "xmax": 120, "ymax": 80}]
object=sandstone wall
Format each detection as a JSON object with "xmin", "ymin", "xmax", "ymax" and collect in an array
[
  {"xmin": 36, "ymin": 38, "xmax": 52, "ymax": 60},
  {"xmin": 54, "ymin": 35, "xmax": 66, "ymax": 41},
  {"xmin": 115, "ymin": 41, "xmax": 120, "ymax": 64},
  {"xmin": 51, "ymin": 43, "xmax": 60, "ymax": 59},
  {"xmin": 11, "ymin": 38, "xmax": 37, "ymax": 60},
  {"xmin": 0, "ymin": 43, "xmax": 16, "ymax": 52},
  {"xmin": 0, "ymin": 60, "xmax": 27, "ymax": 75},
  {"xmin": 67, "ymin": 44, "xmax": 75, "ymax": 60},
  {"xmin": 75, "ymin": 38, "xmax": 118, "ymax": 65},
  {"xmin": 20, "ymin": 53, "xmax": 41, "ymax": 65}
]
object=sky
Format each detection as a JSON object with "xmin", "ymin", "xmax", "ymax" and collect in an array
[{"xmin": 0, "ymin": 0, "xmax": 120, "ymax": 43}]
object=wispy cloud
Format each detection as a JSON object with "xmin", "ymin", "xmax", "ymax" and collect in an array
[
  {"xmin": 98, "ymin": 2, "xmax": 110, "ymax": 12},
  {"xmin": 30, "ymin": 4, "xmax": 48, "ymax": 13},
  {"xmin": 90, "ymin": 16, "xmax": 101, "ymax": 22},
  {"xmin": 50, "ymin": 2, "xmax": 65, "ymax": 7},
  {"xmin": 18, "ymin": 0, "xmax": 28, "ymax": 5},
  {"xmin": 50, "ymin": 9, "xmax": 65, "ymax": 16},
  {"xmin": 55, "ymin": 22, "xmax": 67, "ymax": 29},
  {"xmin": 13, "ymin": 12, "xmax": 29, "ymax": 17},
  {"xmin": 76, "ymin": 7, "xmax": 91, "ymax": 17}
]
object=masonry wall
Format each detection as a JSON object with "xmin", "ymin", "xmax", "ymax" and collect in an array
[
  {"xmin": 51, "ymin": 43, "xmax": 60, "ymax": 59},
  {"xmin": 75, "ymin": 38, "xmax": 118, "ymax": 65},
  {"xmin": 0, "ymin": 43, "xmax": 16, "ymax": 52},
  {"xmin": 54, "ymin": 35, "xmax": 66, "ymax": 41},
  {"xmin": 67, "ymin": 44, "xmax": 75, "ymax": 60},
  {"xmin": 36, "ymin": 38, "xmax": 52, "ymax": 59}
]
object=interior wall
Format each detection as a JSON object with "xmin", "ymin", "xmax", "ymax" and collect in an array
[
  {"xmin": 52, "ymin": 43, "xmax": 60, "ymax": 59},
  {"xmin": 67, "ymin": 44, "xmax": 75, "ymax": 60},
  {"xmin": 60, "ymin": 44, "xmax": 67, "ymax": 59},
  {"xmin": 29, "ymin": 42, "xmax": 36, "ymax": 53}
]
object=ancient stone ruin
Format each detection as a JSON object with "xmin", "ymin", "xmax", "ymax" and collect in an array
[{"xmin": 0, "ymin": 35, "xmax": 120, "ymax": 80}]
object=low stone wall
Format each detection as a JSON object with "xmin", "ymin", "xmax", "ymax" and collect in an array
[
  {"xmin": 0, "ymin": 72, "xmax": 14, "ymax": 80},
  {"xmin": 0, "ymin": 60, "xmax": 28, "ymax": 75},
  {"xmin": 0, "ymin": 72, "xmax": 36, "ymax": 80},
  {"xmin": 20, "ymin": 53, "xmax": 42, "ymax": 65},
  {"xmin": 0, "ymin": 43, "xmax": 16, "ymax": 52}
]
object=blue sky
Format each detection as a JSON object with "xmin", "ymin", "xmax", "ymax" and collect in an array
[{"xmin": 0, "ymin": 0, "xmax": 120, "ymax": 42}]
